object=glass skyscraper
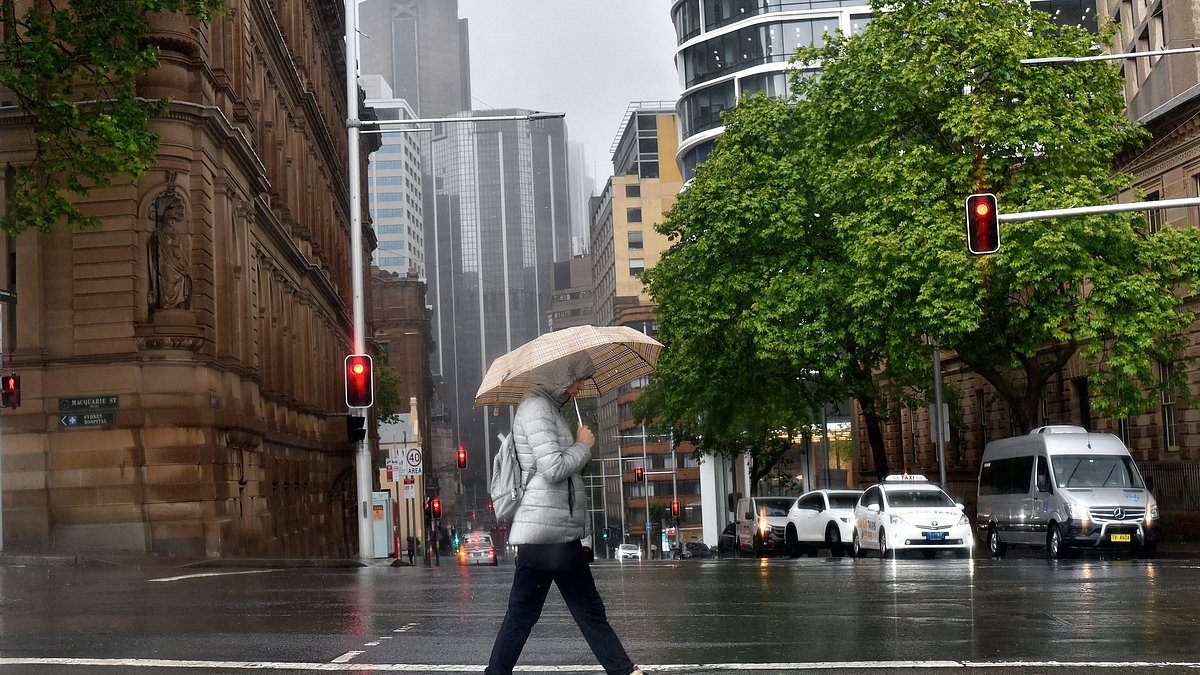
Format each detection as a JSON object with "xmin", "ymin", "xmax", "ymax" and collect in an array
[{"xmin": 428, "ymin": 110, "xmax": 573, "ymax": 495}]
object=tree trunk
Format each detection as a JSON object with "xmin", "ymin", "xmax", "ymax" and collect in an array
[{"xmin": 859, "ymin": 397, "xmax": 890, "ymax": 481}]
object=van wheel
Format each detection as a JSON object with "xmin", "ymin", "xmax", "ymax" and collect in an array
[
  {"xmin": 852, "ymin": 529, "xmax": 866, "ymax": 558},
  {"xmin": 786, "ymin": 527, "xmax": 800, "ymax": 558},
  {"xmin": 1047, "ymin": 523, "xmax": 1068, "ymax": 560},
  {"xmin": 826, "ymin": 524, "xmax": 844, "ymax": 558},
  {"xmin": 988, "ymin": 526, "xmax": 1007, "ymax": 558},
  {"xmin": 753, "ymin": 533, "xmax": 765, "ymax": 558},
  {"xmin": 1139, "ymin": 541, "xmax": 1158, "ymax": 557},
  {"xmin": 879, "ymin": 529, "xmax": 893, "ymax": 559}
]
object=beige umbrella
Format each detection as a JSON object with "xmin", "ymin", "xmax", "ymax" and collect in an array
[{"xmin": 474, "ymin": 325, "xmax": 663, "ymax": 408}]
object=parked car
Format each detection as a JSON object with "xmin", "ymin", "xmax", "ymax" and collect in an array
[
  {"xmin": 735, "ymin": 496, "xmax": 796, "ymax": 557},
  {"xmin": 977, "ymin": 425, "xmax": 1160, "ymax": 559},
  {"xmin": 680, "ymin": 541, "xmax": 715, "ymax": 559},
  {"xmin": 852, "ymin": 474, "xmax": 973, "ymax": 559},
  {"xmin": 616, "ymin": 543, "xmax": 642, "ymax": 561},
  {"xmin": 457, "ymin": 532, "xmax": 498, "ymax": 566},
  {"xmin": 785, "ymin": 489, "xmax": 863, "ymax": 557}
]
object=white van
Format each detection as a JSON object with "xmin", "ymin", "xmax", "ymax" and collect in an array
[{"xmin": 976, "ymin": 425, "xmax": 1161, "ymax": 559}]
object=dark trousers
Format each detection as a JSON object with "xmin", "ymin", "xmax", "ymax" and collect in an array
[{"xmin": 485, "ymin": 542, "xmax": 634, "ymax": 675}]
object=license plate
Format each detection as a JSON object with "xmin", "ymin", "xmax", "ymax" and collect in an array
[
  {"xmin": 1111, "ymin": 533, "xmax": 1131, "ymax": 543},
  {"xmin": 924, "ymin": 532, "xmax": 946, "ymax": 540}
]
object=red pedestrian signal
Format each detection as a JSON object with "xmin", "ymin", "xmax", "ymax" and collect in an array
[
  {"xmin": 1, "ymin": 374, "xmax": 19, "ymax": 409},
  {"xmin": 457, "ymin": 444, "xmax": 467, "ymax": 469},
  {"xmin": 431, "ymin": 497, "xmax": 442, "ymax": 519},
  {"xmin": 634, "ymin": 466, "xmax": 644, "ymax": 482},
  {"xmin": 965, "ymin": 193, "xmax": 1000, "ymax": 255},
  {"xmin": 344, "ymin": 354, "xmax": 373, "ymax": 408},
  {"xmin": 671, "ymin": 498, "xmax": 680, "ymax": 518}
]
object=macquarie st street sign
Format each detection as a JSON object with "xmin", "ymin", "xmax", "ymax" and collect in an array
[{"xmin": 58, "ymin": 395, "xmax": 118, "ymax": 428}]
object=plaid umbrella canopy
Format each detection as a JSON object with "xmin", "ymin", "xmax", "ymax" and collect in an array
[{"xmin": 474, "ymin": 325, "xmax": 663, "ymax": 408}]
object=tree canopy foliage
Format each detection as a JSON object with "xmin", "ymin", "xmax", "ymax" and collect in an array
[
  {"xmin": 1, "ymin": 0, "xmax": 225, "ymax": 234},
  {"xmin": 646, "ymin": 0, "xmax": 1200, "ymax": 482}
]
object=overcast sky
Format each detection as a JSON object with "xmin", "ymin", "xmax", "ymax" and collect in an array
[{"xmin": 457, "ymin": 1, "xmax": 680, "ymax": 191}]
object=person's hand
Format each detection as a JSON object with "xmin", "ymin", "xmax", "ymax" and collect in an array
[{"xmin": 576, "ymin": 424, "xmax": 595, "ymax": 448}]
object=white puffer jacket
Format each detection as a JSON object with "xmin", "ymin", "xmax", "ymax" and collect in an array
[{"xmin": 508, "ymin": 386, "xmax": 591, "ymax": 545}]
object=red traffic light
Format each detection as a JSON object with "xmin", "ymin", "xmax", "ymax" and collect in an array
[
  {"xmin": 431, "ymin": 497, "xmax": 442, "ymax": 519},
  {"xmin": 634, "ymin": 466, "xmax": 644, "ymax": 482},
  {"xmin": 457, "ymin": 444, "xmax": 467, "ymax": 469},
  {"xmin": 344, "ymin": 354, "xmax": 373, "ymax": 408},
  {"xmin": 1, "ymin": 374, "xmax": 19, "ymax": 409},
  {"xmin": 965, "ymin": 193, "xmax": 1000, "ymax": 255},
  {"xmin": 671, "ymin": 498, "xmax": 680, "ymax": 518}
]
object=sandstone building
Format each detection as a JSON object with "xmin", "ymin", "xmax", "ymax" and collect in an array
[{"xmin": 0, "ymin": 1, "xmax": 374, "ymax": 557}]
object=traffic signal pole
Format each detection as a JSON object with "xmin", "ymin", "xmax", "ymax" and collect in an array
[{"xmin": 344, "ymin": 0, "xmax": 372, "ymax": 560}]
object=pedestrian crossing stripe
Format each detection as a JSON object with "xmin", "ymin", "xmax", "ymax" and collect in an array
[{"xmin": 1, "ymin": 658, "xmax": 1199, "ymax": 671}]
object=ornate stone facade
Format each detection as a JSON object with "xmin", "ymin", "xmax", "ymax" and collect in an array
[{"xmin": 0, "ymin": 0, "xmax": 374, "ymax": 557}]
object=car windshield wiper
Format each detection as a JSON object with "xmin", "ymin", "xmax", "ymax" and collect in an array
[
  {"xmin": 1063, "ymin": 461, "xmax": 1084, "ymax": 488},
  {"xmin": 1100, "ymin": 464, "xmax": 1117, "ymax": 487}
]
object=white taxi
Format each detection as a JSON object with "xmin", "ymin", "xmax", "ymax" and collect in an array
[{"xmin": 852, "ymin": 475, "xmax": 973, "ymax": 559}]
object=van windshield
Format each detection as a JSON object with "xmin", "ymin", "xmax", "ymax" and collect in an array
[
  {"xmin": 755, "ymin": 498, "xmax": 794, "ymax": 517},
  {"xmin": 1052, "ymin": 455, "xmax": 1144, "ymax": 489}
]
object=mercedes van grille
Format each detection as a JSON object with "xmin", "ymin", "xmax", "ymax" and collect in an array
[{"xmin": 1089, "ymin": 506, "xmax": 1146, "ymax": 522}]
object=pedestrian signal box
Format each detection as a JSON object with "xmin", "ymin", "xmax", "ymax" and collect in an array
[{"xmin": 1, "ymin": 374, "xmax": 19, "ymax": 409}]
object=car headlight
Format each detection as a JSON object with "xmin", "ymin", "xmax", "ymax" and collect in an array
[
  {"xmin": 888, "ymin": 513, "xmax": 906, "ymax": 526},
  {"xmin": 958, "ymin": 514, "xmax": 970, "ymax": 526},
  {"xmin": 1065, "ymin": 502, "xmax": 1089, "ymax": 526},
  {"xmin": 1148, "ymin": 503, "xmax": 1159, "ymax": 523},
  {"xmin": 838, "ymin": 517, "xmax": 850, "ymax": 523}
]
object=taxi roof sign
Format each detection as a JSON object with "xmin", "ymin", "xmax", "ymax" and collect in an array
[{"xmin": 884, "ymin": 474, "xmax": 929, "ymax": 482}]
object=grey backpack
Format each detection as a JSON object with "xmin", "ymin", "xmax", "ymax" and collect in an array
[{"xmin": 490, "ymin": 432, "xmax": 533, "ymax": 522}]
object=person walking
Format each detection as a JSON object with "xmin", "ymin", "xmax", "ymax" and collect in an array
[{"xmin": 484, "ymin": 358, "xmax": 644, "ymax": 675}]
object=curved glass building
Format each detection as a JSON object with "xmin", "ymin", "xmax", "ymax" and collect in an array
[{"xmin": 671, "ymin": 0, "xmax": 874, "ymax": 180}]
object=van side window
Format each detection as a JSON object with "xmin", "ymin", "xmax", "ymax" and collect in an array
[
  {"xmin": 1035, "ymin": 456, "xmax": 1052, "ymax": 493},
  {"xmin": 979, "ymin": 456, "xmax": 1035, "ymax": 495}
]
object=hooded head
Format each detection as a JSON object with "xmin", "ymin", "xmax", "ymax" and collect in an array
[{"xmin": 526, "ymin": 354, "xmax": 595, "ymax": 406}]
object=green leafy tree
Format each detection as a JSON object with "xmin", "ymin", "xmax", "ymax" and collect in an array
[
  {"xmin": 373, "ymin": 364, "xmax": 404, "ymax": 426},
  {"xmin": 644, "ymin": 95, "xmax": 853, "ymax": 487},
  {"xmin": 1, "ymin": 0, "xmax": 225, "ymax": 234},
  {"xmin": 791, "ymin": 0, "xmax": 1200, "ymax": 432},
  {"xmin": 646, "ymin": 94, "xmax": 925, "ymax": 481}
]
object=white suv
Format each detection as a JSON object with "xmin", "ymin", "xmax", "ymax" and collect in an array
[
  {"xmin": 616, "ymin": 543, "xmax": 642, "ymax": 561},
  {"xmin": 852, "ymin": 475, "xmax": 973, "ymax": 559}
]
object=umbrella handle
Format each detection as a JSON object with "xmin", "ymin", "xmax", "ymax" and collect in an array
[{"xmin": 573, "ymin": 398, "xmax": 583, "ymax": 427}]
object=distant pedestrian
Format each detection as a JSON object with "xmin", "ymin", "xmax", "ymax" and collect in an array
[
  {"xmin": 407, "ymin": 536, "xmax": 416, "ymax": 565},
  {"xmin": 484, "ymin": 357, "xmax": 644, "ymax": 675}
]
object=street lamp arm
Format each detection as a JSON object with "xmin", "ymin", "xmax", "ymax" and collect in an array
[
  {"xmin": 1021, "ymin": 45, "xmax": 1200, "ymax": 65},
  {"xmin": 362, "ymin": 112, "xmax": 565, "ymax": 127}
]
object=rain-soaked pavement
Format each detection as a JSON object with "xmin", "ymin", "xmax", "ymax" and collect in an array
[{"xmin": 1, "ymin": 548, "xmax": 1199, "ymax": 674}]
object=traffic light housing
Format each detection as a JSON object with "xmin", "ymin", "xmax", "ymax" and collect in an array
[
  {"xmin": 671, "ymin": 498, "xmax": 680, "ymax": 518},
  {"xmin": 602, "ymin": 528, "xmax": 609, "ymax": 541},
  {"xmin": 965, "ymin": 193, "xmax": 1000, "ymax": 255},
  {"xmin": 1, "ymin": 374, "xmax": 19, "ymax": 409},
  {"xmin": 424, "ymin": 497, "xmax": 431, "ymax": 520},
  {"xmin": 634, "ymin": 466, "xmax": 644, "ymax": 482},
  {"xmin": 346, "ymin": 415, "xmax": 366, "ymax": 444},
  {"xmin": 457, "ymin": 444, "xmax": 467, "ymax": 469},
  {"xmin": 431, "ymin": 497, "xmax": 442, "ymax": 519},
  {"xmin": 344, "ymin": 354, "xmax": 374, "ymax": 408}
]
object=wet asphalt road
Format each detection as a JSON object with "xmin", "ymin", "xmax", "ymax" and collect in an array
[{"xmin": 1, "ymin": 548, "xmax": 1199, "ymax": 674}]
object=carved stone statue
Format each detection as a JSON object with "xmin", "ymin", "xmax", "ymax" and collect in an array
[{"xmin": 148, "ymin": 188, "xmax": 192, "ymax": 311}]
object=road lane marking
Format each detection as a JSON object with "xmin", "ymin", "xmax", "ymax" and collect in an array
[
  {"xmin": 147, "ymin": 570, "xmax": 279, "ymax": 583},
  {"xmin": 1, "ymin": 658, "xmax": 1200, "ymax": 671}
]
